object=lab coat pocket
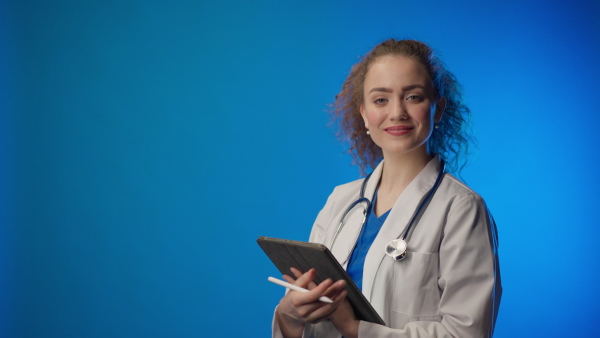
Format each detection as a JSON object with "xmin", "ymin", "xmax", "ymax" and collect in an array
[
  {"xmin": 391, "ymin": 251, "xmax": 441, "ymax": 319},
  {"xmin": 389, "ymin": 310, "xmax": 411, "ymax": 329},
  {"xmin": 389, "ymin": 311, "xmax": 443, "ymax": 329}
]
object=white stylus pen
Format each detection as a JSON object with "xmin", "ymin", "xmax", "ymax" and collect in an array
[{"xmin": 267, "ymin": 276, "xmax": 334, "ymax": 303}]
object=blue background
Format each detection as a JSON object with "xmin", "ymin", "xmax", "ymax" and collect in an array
[{"xmin": 2, "ymin": 0, "xmax": 599, "ymax": 337}]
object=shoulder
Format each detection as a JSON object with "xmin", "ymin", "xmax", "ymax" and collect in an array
[
  {"xmin": 432, "ymin": 173, "xmax": 494, "ymax": 223},
  {"xmin": 436, "ymin": 174, "xmax": 497, "ymax": 243},
  {"xmin": 320, "ymin": 178, "xmax": 364, "ymax": 213},
  {"xmin": 330, "ymin": 178, "xmax": 364, "ymax": 198},
  {"xmin": 309, "ymin": 178, "xmax": 365, "ymax": 243},
  {"xmin": 438, "ymin": 173, "xmax": 485, "ymax": 205}
]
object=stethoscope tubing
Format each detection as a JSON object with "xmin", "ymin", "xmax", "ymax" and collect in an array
[
  {"xmin": 330, "ymin": 160, "xmax": 446, "ymax": 261},
  {"xmin": 329, "ymin": 172, "xmax": 373, "ymax": 252},
  {"xmin": 398, "ymin": 161, "xmax": 446, "ymax": 242}
]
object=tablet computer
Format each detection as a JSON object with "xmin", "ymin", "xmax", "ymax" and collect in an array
[{"xmin": 257, "ymin": 236, "xmax": 385, "ymax": 325}]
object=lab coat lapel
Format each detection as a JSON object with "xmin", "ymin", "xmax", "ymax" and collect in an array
[
  {"xmin": 362, "ymin": 157, "xmax": 442, "ymax": 301},
  {"xmin": 329, "ymin": 163, "xmax": 384, "ymax": 268}
]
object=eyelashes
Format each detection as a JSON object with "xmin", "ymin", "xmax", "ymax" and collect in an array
[{"xmin": 372, "ymin": 95, "xmax": 424, "ymax": 104}]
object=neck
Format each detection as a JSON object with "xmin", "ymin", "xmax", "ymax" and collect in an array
[
  {"xmin": 379, "ymin": 150, "xmax": 433, "ymax": 195},
  {"xmin": 371, "ymin": 149, "xmax": 433, "ymax": 217}
]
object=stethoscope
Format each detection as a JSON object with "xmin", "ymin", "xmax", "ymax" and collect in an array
[{"xmin": 330, "ymin": 160, "xmax": 446, "ymax": 262}]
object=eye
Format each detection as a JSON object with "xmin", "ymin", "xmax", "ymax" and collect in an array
[
  {"xmin": 374, "ymin": 98, "xmax": 388, "ymax": 104},
  {"xmin": 406, "ymin": 95, "xmax": 422, "ymax": 101}
]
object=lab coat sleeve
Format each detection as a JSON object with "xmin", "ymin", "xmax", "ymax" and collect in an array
[
  {"xmin": 308, "ymin": 186, "xmax": 343, "ymax": 244},
  {"xmin": 358, "ymin": 193, "xmax": 501, "ymax": 338}
]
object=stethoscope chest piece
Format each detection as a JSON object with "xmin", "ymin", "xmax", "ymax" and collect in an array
[{"xmin": 385, "ymin": 239, "xmax": 408, "ymax": 261}]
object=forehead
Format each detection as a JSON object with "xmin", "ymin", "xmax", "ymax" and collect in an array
[{"xmin": 364, "ymin": 55, "xmax": 431, "ymax": 88}]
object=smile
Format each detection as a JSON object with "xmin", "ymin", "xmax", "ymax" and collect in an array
[{"xmin": 384, "ymin": 126, "xmax": 413, "ymax": 136}]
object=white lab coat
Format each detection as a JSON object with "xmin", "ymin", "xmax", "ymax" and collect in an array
[{"xmin": 273, "ymin": 157, "xmax": 502, "ymax": 337}]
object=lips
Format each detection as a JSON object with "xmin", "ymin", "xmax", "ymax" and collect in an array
[{"xmin": 384, "ymin": 125, "xmax": 413, "ymax": 136}]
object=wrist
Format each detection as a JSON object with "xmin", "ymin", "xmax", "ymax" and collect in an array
[
  {"xmin": 276, "ymin": 308, "xmax": 305, "ymax": 338},
  {"xmin": 336, "ymin": 319, "xmax": 360, "ymax": 338}
]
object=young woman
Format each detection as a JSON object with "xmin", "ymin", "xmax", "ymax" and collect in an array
[{"xmin": 273, "ymin": 39, "xmax": 501, "ymax": 338}]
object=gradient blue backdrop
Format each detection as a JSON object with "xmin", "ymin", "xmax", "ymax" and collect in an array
[{"xmin": 3, "ymin": 0, "xmax": 600, "ymax": 337}]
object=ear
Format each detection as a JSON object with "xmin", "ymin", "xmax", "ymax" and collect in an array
[
  {"xmin": 360, "ymin": 104, "xmax": 369, "ymax": 129},
  {"xmin": 434, "ymin": 97, "xmax": 446, "ymax": 123}
]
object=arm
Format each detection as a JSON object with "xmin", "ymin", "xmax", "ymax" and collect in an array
[
  {"xmin": 274, "ymin": 268, "xmax": 347, "ymax": 338},
  {"xmin": 338, "ymin": 194, "xmax": 501, "ymax": 338}
]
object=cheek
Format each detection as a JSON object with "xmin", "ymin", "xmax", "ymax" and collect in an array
[
  {"xmin": 417, "ymin": 106, "xmax": 435, "ymax": 124},
  {"xmin": 365, "ymin": 110, "xmax": 385, "ymax": 126}
]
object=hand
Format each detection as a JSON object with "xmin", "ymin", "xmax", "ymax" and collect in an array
[
  {"xmin": 288, "ymin": 268, "xmax": 359, "ymax": 338},
  {"xmin": 329, "ymin": 297, "xmax": 360, "ymax": 338},
  {"xmin": 275, "ymin": 268, "xmax": 347, "ymax": 338}
]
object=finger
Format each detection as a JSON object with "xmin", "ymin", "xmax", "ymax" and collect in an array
[
  {"xmin": 289, "ymin": 267, "xmax": 304, "ymax": 279},
  {"xmin": 293, "ymin": 299, "xmax": 333, "ymax": 323},
  {"xmin": 308, "ymin": 313, "xmax": 330, "ymax": 324},
  {"xmin": 333, "ymin": 290, "xmax": 348, "ymax": 303},
  {"xmin": 291, "ymin": 278, "xmax": 334, "ymax": 306},
  {"xmin": 300, "ymin": 278, "xmax": 334, "ymax": 304},
  {"xmin": 282, "ymin": 274, "xmax": 296, "ymax": 284},
  {"xmin": 281, "ymin": 271, "xmax": 332, "ymax": 304},
  {"xmin": 314, "ymin": 291, "xmax": 348, "ymax": 322},
  {"xmin": 285, "ymin": 269, "xmax": 342, "ymax": 304},
  {"xmin": 285, "ymin": 288, "xmax": 348, "ymax": 324},
  {"xmin": 290, "ymin": 267, "xmax": 321, "ymax": 290},
  {"xmin": 322, "ymin": 279, "xmax": 346, "ymax": 298},
  {"xmin": 302, "ymin": 292, "xmax": 348, "ymax": 324},
  {"xmin": 305, "ymin": 276, "xmax": 318, "ymax": 290},
  {"xmin": 292, "ymin": 268, "xmax": 316, "ymax": 288},
  {"xmin": 306, "ymin": 276, "xmax": 342, "ymax": 299}
]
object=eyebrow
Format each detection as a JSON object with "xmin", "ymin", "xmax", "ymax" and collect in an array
[
  {"xmin": 402, "ymin": 84, "xmax": 427, "ymax": 91},
  {"xmin": 368, "ymin": 84, "xmax": 427, "ymax": 94},
  {"xmin": 368, "ymin": 87, "xmax": 393, "ymax": 94}
]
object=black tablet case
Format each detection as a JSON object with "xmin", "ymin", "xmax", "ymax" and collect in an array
[{"xmin": 257, "ymin": 236, "xmax": 385, "ymax": 326}]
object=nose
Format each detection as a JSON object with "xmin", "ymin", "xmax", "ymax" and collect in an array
[{"xmin": 390, "ymin": 99, "xmax": 408, "ymax": 121}]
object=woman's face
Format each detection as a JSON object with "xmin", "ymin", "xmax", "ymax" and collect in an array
[{"xmin": 360, "ymin": 55, "xmax": 445, "ymax": 160}]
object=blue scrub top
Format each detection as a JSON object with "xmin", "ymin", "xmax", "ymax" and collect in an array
[{"xmin": 346, "ymin": 188, "xmax": 390, "ymax": 291}]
